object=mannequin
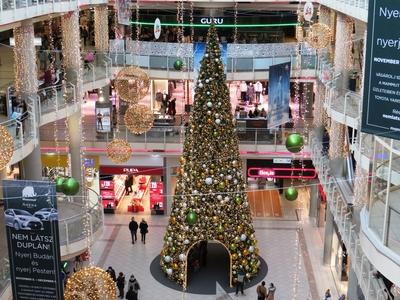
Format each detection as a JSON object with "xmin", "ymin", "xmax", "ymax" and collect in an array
[
  {"xmin": 255, "ymin": 81, "xmax": 263, "ymax": 103},
  {"xmin": 240, "ymin": 81, "xmax": 248, "ymax": 101}
]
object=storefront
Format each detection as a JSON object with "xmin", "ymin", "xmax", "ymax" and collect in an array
[
  {"xmin": 246, "ymin": 158, "xmax": 316, "ymax": 191},
  {"xmin": 99, "ymin": 165, "xmax": 164, "ymax": 214}
]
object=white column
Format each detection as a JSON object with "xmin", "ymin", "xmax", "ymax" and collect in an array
[
  {"xmin": 62, "ymin": 11, "xmax": 83, "ymax": 188},
  {"xmin": 14, "ymin": 21, "xmax": 42, "ymax": 180}
]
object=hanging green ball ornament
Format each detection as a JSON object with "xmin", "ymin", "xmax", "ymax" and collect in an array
[
  {"xmin": 186, "ymin": 211, "xmax": 198, "ymax": 225},
  {"xmin": 174, "ymin": 59, "xmax": 184, "ymax": 71},
  {"xmin": 235, "ymin": 197, "xmax": 242, "ymax": 205},
  {"xmin": 218, "ymin": 182, "xmax": 225, "ymax": 190},
  {"xmin": 285, "ymin": 187, "xmax": 298, "ymax": 201},
  {"xmin": 285, "ymin": 133, "xmax": 304, "ymax": 153},
  {"xmin": 55, "ymin": 177, "xmax": 66, "ymax": 193},
  {"xmin": 230, "ymin": 243, "xmax": 237, "ymax": 251},
  {"xmin": 63, "ymin": 178, "xmax": 80, "ymax": 196},
  {"xmin": 217, "ymin": 224, "xmax": 224, "ymax": 233}
]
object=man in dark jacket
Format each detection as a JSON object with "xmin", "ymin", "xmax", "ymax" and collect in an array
[
  {"xmin": 139, "ymin": 219, "xmax": 148, "ymax": 244},
  {"xmin": 116, "ymin": 272, "xmax": 125, "ymax": 299},
  {"xmin": 129, "ymin": 217, "xmax": 138, "ymax": 244},
  {"xmin": 105, "ymin": 266, "xmax": 116, "ymax": 282}
]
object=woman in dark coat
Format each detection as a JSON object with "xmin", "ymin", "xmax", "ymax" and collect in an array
[{"xmin": 139, "ymin": 219, "xmax": 148, "ymax": 244}]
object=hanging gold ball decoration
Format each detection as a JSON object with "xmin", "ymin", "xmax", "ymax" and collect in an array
[
  {"xmin": 106, "ymin": 139, "xmax": 132, "ymax": 164},
  {"xmin": 64, "ymin": 266, "xmax": 116, "ymax": 300},
  {"xmin": 115, "ymin": 66, "xmax": 150, "ymax": 103},
  {"xmin": 0, "ymin": 125, "xmax": 14, "ymax": 170},
  {"xmin": 124, "ymin": 104, "xmax": 154, "ymax": 134},
  {"xmin": 306, "ymin": 23, "xmax": 331, "ymax": 49}
]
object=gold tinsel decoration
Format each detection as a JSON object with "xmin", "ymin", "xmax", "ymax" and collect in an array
[
  {"xmin": 306, "ymin": 23, "xmax": 331, "ymax": 49},
  {"xmin": 64, "ymin": 266, "xmax": 116, "ymax": 300},
  {"xmin": 106, "ymin": 139, "xmax": 132, "ymax": 163},
  {"xmin": 115, "ymin": 66, "xmax": 150, "ymax": 103},
  {"xmin": 0, "ymin": 125, "xmax": 14, "ymax": 170},
  {"xmin": 124, "ymin": 104, "xmax": 154, "ymax": 134}
]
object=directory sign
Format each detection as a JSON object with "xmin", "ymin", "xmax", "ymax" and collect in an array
[
  {"xmin": 3, "ymin": 180, "xmax": 63, "ymax": 300},
  {"xmin": 361, "ymin": 0, "xmax": 400, "ymax": 140}
]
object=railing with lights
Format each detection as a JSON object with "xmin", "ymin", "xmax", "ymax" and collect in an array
[{"xmin": 310, "ymin": 132, "xmax": 389, "ymax": 300}]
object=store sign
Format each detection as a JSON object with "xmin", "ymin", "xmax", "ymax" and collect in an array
[
  {"xmin": 154, "ymin": 18, "xmax": 161, "ymax": 40},
  {"xmin": 99, "ymin": 166, "xmax": 163, "ymax": 176},
  {"xmin": 100, "ymin": 180, "xmax": 114, "ymax": 190},
  {"xmin": 3, "ymin": 180, "xmax": 63, "ymax": 300},
  {"xmin": 272, "ymin": 158, "xmax": 292, "ymax": 164},
  {"xmin": 100, "ymin": 190, "xmax": 115, "ymax": 200},
  {"xmin": 303, "ymin": 1, "xmax": 314, "ymax": 22},
  {"xmin": 361, "ymin": 0, "xmax": 400, "ymax": 140},
  {"xmin": 247, "ymin": 168, "xmax": 317, "ymax": 179},
  {"xmin": 200, "ymin": 18, "xmax": 224, "ymax": 25}
]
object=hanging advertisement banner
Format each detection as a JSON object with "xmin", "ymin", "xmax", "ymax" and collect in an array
[
  {"xmin": 268, "ymin": 62, "xmax": 291, "ymax": 128},
  {"xmin": 361, "ymin": 0, "xmax": 400, "ymax": 140},
  {"xmin": 116, "ymin": 0, "xmax": 131, "ymax": 26},
  {"xmin": 3, "ymin": 180, "xmax": 63, "ymax": 300}
]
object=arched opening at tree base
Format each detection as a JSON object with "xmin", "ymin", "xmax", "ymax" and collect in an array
[{"xmin": 185, "ymin": 240, "xmax": 231, "ymax": 293}]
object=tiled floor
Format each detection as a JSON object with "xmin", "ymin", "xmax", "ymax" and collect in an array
[{"xmin": 90, "ymin": 193, "xmax": 340, "ymax": 300}]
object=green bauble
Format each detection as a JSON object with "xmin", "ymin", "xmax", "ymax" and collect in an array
[
  {"xmin": 63, "ymin": 178, "xmax": 80, "ymax": 195},
  {"xmin": 285, "ymin": 187, "xmax": 298, "ymax": 201},
  {"xmin": 217, "ymin": 224, "xmax": 224, "ymax": 233},
  {"xmin": 235, "ymin": 197, "xmax": 242, "ymax": 205},
  {"xmin": 174, "ymin": 59, "xmax": 184, "ymax": 71},
  {"xmin": 230, "ymin": 243, "xmax": 237, "ymax": 251},
  {"xmin": 55, "ymin": 177, "xmax": 65, "ymax": 193},
  {"xmin": 186, "ymin": 211, "xmax": 198, "ymax": 225},
  {"xmin": 285, "ymin": 133, "xmax": 304, "ymax": 153},
  {"xmin": 218, "ymin": 182, "xmax": 225, "ymax": 190}
]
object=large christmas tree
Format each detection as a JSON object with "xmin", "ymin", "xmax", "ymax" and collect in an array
[{"xmin": 160, "ymin": 25, "xmax": 260, "ymax": 288}]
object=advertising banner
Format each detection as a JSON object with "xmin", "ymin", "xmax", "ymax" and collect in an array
[
  {"xmin": 268, "ymin": 62, "xmax": 291, "ymax": 128},
  {"xmin": 95, "ymin": 106, "xmax": 112, "ymax": 133},
  {"xmin": 193, "ymin": 42, "xmax": 227, "ymax": 76},
  {"xmin": 3, "ymin": 180, "xmax": 63, "ymax": 300},
  {"xmin": 116, "ymin": 0, "xmax": 131, "ymax": 25},
  {"xmin": 361, "ymin": 0, "xmax": 400, "ymax": 140}
]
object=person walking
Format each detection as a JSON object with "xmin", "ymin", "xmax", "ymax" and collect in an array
[
  {"xmin": 266, "ymin": 283, "xmax": 276, "ymax": 300},
  {"xmin": 127, "ymin": 274, "xmax": 140, "ymax": 291},
  {"xmin": 116, "ymin": 272, "xmax": 126, "ymax": 299},
  {"xmin": 256, "ymin": 281, "xmax": 267, "ymax": 300},
  {"xmin": 325, "ymin": 289, "xmax": 332, "ymax": 300},
  {"xmin": 125, "ymin": 286, "xmax": 138, "ymax": 300},
  {"xmin": 105, "ymin": 266, "xmax": 116, "ymax": 282},
  {"xmin": 235, "ymin": 269, "xmax": 246, "ymax": 296},
  {"xmin": 129, "ymin": 217, "xmax": 138, "ymax": 244},
  {"xmin": 139, "ymin": 219, "xmax": 148, "ymax": 244}
]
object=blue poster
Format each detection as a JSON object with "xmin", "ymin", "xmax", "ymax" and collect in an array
[
  {"xmin": 193, "ymin": 42, "xmax": 227, "ymax": 76},
  {"xmin": 3, "ymin": 180, "xmax": 63, "ymax": 300},
  {"xmin": 268, "ymin": 62, "xmax": 291, "ymax": 128}
]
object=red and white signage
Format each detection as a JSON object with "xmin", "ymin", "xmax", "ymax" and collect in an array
[
  {"xmin": 100, "ymin": 180, "xmax": 114, "ymax": 190},
  {"xmin": 247, "ymin": 167, "xmax": 316, "ymax": 179},
  {"xmin": 100, "ymin": 190, "xmax": 115, "ymax": 200}
]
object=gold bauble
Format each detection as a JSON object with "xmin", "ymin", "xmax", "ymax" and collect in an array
[
  {"xmin": 241, "ymin": 259, "xmax": 248, "ymax": 266},
  {"xmin": 64, "ymin": 266, "xmax": 116, "ymax": 300},
  {"xmin": 306, "ymin": 23, "xmax": 331, "ymax": 49},
  {"xmin": 243, "ymin": 249, "xmax": 249, "ymax": 256},
  {"xmin": 0, "ymin": 125, "xmax": 14, "ymax": 170},
  {"xmin": 115, "ymin": 66, "xmax": 150, "ymax": 103},
  {"xmin": 232, "ymin": 253, "xmax": 238, "ymax": 260},
  {"xmin": 124, "ymin": 104, "xmax": 154, "ymax": 134},
  {"xmin": 106, "ymin": 139, "xmax": 132, "ymax": 164}
]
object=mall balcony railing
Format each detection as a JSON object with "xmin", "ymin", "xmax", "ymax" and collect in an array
[
  {"xmin": 0, "ymin": 0, "xmax": 107, "ymax": 25},
  {"xmin": 39, "ymin": 120, "xmax": 313, "ymax": 151},
  {"xmin": 310, "ymin": 132, "xmax": 389, "ymax": 300},
  {"xmin": 319, "ymin": 0, "xmax": 368, "ymax": 22}
]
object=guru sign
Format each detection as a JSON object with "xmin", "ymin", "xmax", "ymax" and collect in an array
[{"xmin": 200, "ymin": 18, "xmax": 224, "ymax": 25}]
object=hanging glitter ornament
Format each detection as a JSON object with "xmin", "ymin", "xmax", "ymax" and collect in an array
[
  {"xmin": 285, "ymin": 187, "xmax": 299, "ymax": 201},
  {"xmin": 115, "ymin": 66, "xmax": 150, "ymax": 103},
  {"xmin": 124, "ymin": 104, "xmax": 154, "ymax": 134},
  {"xmin": 186, "ymin": 210, "xmax": 198, "ymax": 225},
  {"xmin": 306, "ymin": 23, "xmax": 331, "ymax": 49},
  {"xmin": 106, "ymin": 139, "xmax": 132, "ymax": 164},
  {"xmin": 55, "ymin": 177, "xmax": 66, "ymax": 193},
  {"xmin": 64, "ymin": 266, "xmax": 116, "ymax": 300},
  {"xmin": 285, "ymin": 133, "xmax": 304, "ymax": 153}
]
